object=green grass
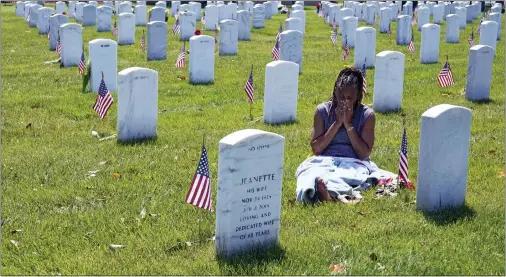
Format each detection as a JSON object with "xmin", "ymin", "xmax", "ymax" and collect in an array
[{"xmin": 1, "ymin": 3, "xmax": 505, "ymax": 275}]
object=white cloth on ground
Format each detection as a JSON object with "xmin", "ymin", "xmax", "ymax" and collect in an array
[{"xmin": 295, "ymin": 156, "xmax": 396, "ymax": 202}]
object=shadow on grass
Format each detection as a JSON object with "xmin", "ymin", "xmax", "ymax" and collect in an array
[
  {"xmin": 116, "ymin": 136, "xmax": 158, "ymax": 146},
  {"xmin": 374, "ymin": 109, "xmax": 404, "ymax": 115},
  {"xmin": 217, "ymin": 243, "xmax": 287, "ymax": 275},
  {"xmin": 264, "ymin": 119, "xmax": 300, "ymax": 127},
  {"xmin": 420, "ymin": 204, "xmax": 476, "ymax": 226},
  {"xmin": 189, "ymin": 81, "xmax": 215, "ymax": 86},
  {"xmin": 468, "ymin": 99, "xmax": 495, "ymax": 105}
]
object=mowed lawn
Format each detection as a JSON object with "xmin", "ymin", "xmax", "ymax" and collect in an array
[{"xmin": 1, "ymin": 3, "xmax": 505, "ymax": 275}]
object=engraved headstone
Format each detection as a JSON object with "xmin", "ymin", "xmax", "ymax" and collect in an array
[
  {"xmin": 179, "ymin": 11, "xmax": 196, "ymax": 41},
  {"xmin": 396, "ymin": 15, "xmax": 412, "ymax": 45},
  {"xmin": 36, "ymin": 7, "xmax": 53, "ymax": 34},
  {"xmin": 82, "ymin": 4, "xmax": 97, "ymax": 26},
  {"xmin": 263, "ymin": 61, "xmax": 299, "ymax": 124},
  {"xmin": 49, "ymin": 14, "xmax": 68, "ymax": 50},
  {"xmin": 433, "ymin": 4, "xmax": 443, "ymax": 24},
  {"xmin": 354, "ymin": 27, "xmax": 376, "ymax": 68},
  {"xmin": 117, "ymin": 67, "xmax": 159, "ymax": 142},
  {"xmin": 118, "ymin": 13, "xmax": 136, "ymax": 45},
  {"xmin": 445, "ymin": 14, "xmax": 460, "ymax": 43},
  {"xmin": 28, "ymin": 4, "xmax": 42, "ymax": 27},
  {"xmin": 97, "ymin": 6, "xmax": 113, "ymax": 32},
  {"xmin": 379, "ymin": 7, "xmax": 392, "ymax": 33},
  {"xmin": 60, "ymin": 23, "xmax": 83, "ymax": 67},
  {"xmin": 279, "ymin": 30, "xmax": 303, "ymax": 74},
  {"xmin": 215, "ymin": 129, "xmax": 285, "ymax": 258},
  {"xmin": 465, "ymin": 45, "xmax": 494, "ymax": 101},
  {"xmin": 417, "ymin": 6, "xmax": 430, "ymax": 31},
  {"xmin": 373, "ymin": 51, "xmax": 405, "ymax": 113},
  {"xmin": 416, "ymin": 104, "xmax": 472, "ymax": 212},
  {"xmin": 479, "ymin": 21, "xmax": 498, "ymax": 53},
  {"xmin": 89, "ymin": 38, "xmax": 118, "ymax": 92},
  {"xmin": 135, "ymin": 5, "xmax": 147, "ymax": 26},
  {"xmin": 147, "ymin": 21, "xmax": 167, "ymax": 60},
  {"xmin": 237, "ymin": 10, "xmax": 251, "ymax": 41},
  {"xmin": 342, "ymin": 16, "xmax": 358, "ymax": 48},
  {"xmin": 420, "ymin": 23, "xmax": 440, "ymax": 64},
  {"xmin": 150, "ymin": 7, "xmax": 165, "ymax": 22},
  {"xmin": 189, "ymin": 35, "xmax": 215, "ymax": 84},
  {"xmin": 205, "ymin": 5, "xmax": 219, "ymax": 31},
  {"xmin": 219, "ymin": 19, "xmax": 239, "ymax": 56},
  {"xmin": 253, "ymin": 5, "xmax": 265, "ymax": 28},
  {"xmin": 119, "ymin": 1, "xmax": 132, "ymax": 14}
]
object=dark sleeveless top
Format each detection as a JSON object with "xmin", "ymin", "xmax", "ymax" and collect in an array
[{"xmin": 316, "ymin": 101, "xmax": 374, "ymax": 160}]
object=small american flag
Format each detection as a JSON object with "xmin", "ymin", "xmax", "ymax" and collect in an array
[
  {"xmin": 275, "ymin": 23, "xmax": 283, "ymax": 42},
  {"xmin": 360, "ymin": 9, "xmax": 364, "ymax": 20},
  {"xmin": 477, "ymin": 15, "xmax": 484, "ymax": 34},
  {"xmin": 343, "ymin": 38, "xmax": 349, "ymax": 60},
  {"xmin": 148, "ymin": 9, "xmax": 151, "ymax": 22},
  {"xmin": 78, "ymin": 51, "xmax": 86, "ymax": 75},
  {"xmin": 332, "ymin": 17, "xmax": 336, "ymax": 29},
  {"xmin": 47, "ymin": 25, "xmax": 50, "ymax": 39},
  {"xmin": 93, "ymin": 75, "xmax": 114, "ymax": 120},
  {"xmin": 331, "ymin": 27, "xmax": 337, "ymax": 45},
  {"xmin": 437, "ymin": 61, "xmax": 455, "ymax": 87},
  {"xmin": 411, "ymin": 14, "xmax": 416, "ymax": 25},
  {"xmin": 408, "ymin": 34, "xmax": 415, "ymax": 52},
  {"xmin": 272, "ymin": 39, "xmax": 280, "ymax": 61},
  {"xmin": 56, "ymin": 36, "xmax": 62, "ymax": 56},
  {"xmin": 468, "ymin": 30, "xmax": 475, "ymax": 46},
  {"xmin": 398, "ymin": 126, "xmax": 413, "ymax": 188},
  {"xmin": 140, "ymin": 31, "xmax": 145, "ymax": 52},
  {"xmin": 175, "ymin": 43, "xmax": 185, "ymax": 68},
  {"xmin": 185, "ymin": 145, "xmax": 213, "ymax": 212},
  {"xmin": 112, "ymin": 20, "xmax": 118, "ymax": 37},
  {"xmin": 214, "ymin": 29, "xmax": 218, "ymax": 44},
  {"xmin": 372, "ymin": 14, "xmax": 376, "ymax": 27},
  {"xmin": 173, "ymin": 17, "xmax": 180, "ymax": 34},
  {"xmin": 361, "ymin": 61, "xmax": 367, "ymax": 94},
  {"xmin": 387, "ymin": 22, "xmax": 392, "ymax": 38},
  {"xmin": 73, "ymin": 7, "xmax": 76, "ymax": 18},
  {"xmin": 325, "ymin": 13, "xmax": 329, "ymax": 24},
  {"xmin": 202, "ymin": 15, "xmax": 206, "ymax": 26},
  {"xmin": 244, "ymin": 67, "xmax": 254, "ymax": 103}
]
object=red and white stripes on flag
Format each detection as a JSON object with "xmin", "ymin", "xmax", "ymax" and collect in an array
[
  {"xmin": 185, "ymin": 146, "xmax": 213, "ymax": 212},
  {"xmin": 175, "ymin": 43, "xmax": 185, "ymax": 68},
  {"xmin": 272, "ymin": 39, "xmax": 280, "ymax": 60},
  {"xmin": 140, "ymin": 31, "xmax": 145, "ymax": 52},
  {"xmin": 437, "ymin": 61, "xmax": 455, "ymax": 87},
  {"xmin": 244, "ymin": 67, "xmax": 254, "ymax": 103},
  {"xmin": 398, "ymin": 126, "xmax": 412, "ymax": 188},
  {"xmin": 112, "ymin": 20, "xmax": 118, "ymax": 37},
  {"xmin": 343, "ymin": 39, "xmax": 349, "ymax": 60},
  {"xmin": 78, "ymin": 51, "xmax": 86, "ymax": 75},
  {"xmin": 408, "ymin": 34, "xmax": 415, "ymax": 52},
  {"xmin": 331, "ymin": 27, "xmax": 337, "ymax": 45},
  {"xmin": 468, "ymin": 31, "xmax": 475, "ymax": 46},
  {"xmin": 387, "ymin": 22, "xmax": 392, "ymax": 38},
  {"xmin": 56, "ymin": 38, "xmax": 62, "ymax": 56},
  {"xmin": 93, "ymin": 76, "xmax": 114, "ymax": 120}
]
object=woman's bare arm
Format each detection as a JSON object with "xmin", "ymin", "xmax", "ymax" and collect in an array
[
  {"xmin": 345, "ymin": 112, "xmax": 375, "ymax": 160},
  {"xmin": 310, "ymin": 109, "xmax": 342, "ymax": 156}
]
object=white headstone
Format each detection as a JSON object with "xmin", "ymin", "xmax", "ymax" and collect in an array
[
  {"xmin": 28, "ymin": 4, "xmax": 42, "ymax": 27},
  {"xmin": 237, "ymin": 10, "xmax": 251, "ymax": 41},
  {"xmin": 271, "ymin": 1, "xmax": 278, "ymax": 15},
  {"xmin": 150, "ymin": 7, "xmax": 165, "ymax": 22},
  {"xmin": 417, "ymin": 6, "xmax": 430, "ymax": 30},
  {"xmin": 89, "ymin": 39, "xmax": 118, "ymax": 92},
  {"xmin": 189, "ymin": 35, "xmax": 215, "ymax": 84},
  {"xmin": 491, "ymin": 4, "xmax": 502, "ymax": 13},
  {"xmin": 218, "ymin": 4, "xmax": 228, "ymax": 22},
  {"xmin": 465, "ymin": 45, "xmax": 494, "ymax": 101},
  {"xmin": 373, "ymin": 51, "xmax": 405, "ymax": 113},
  {"xmin": 366, "ymin": 4, "xmax": 376, "ymax": 24},
  {"xmin": 252, "ymin": 5, "xmax": 265, "ymax": 28},
  {"xmin": 49, "ymin": 14, "xmax": 68, "ymax": 50},
  {"xmin": 155, "ymin": 1, "xmax": 166, "ymax": 9},
  {"xmin": 228, "ymin": 2, "xmax": 238, "ymax": 18},
  {"xmin": 114, "ymin": 1, "xmax": 120, "ymax": 15},
  {"xmin": 328, "ymin": 5, "xmax": 340, "ymax": 27},
  {"xmin": 403, "ymin": 2, "xmax": 412, "ymax": 16},
  {"xmin": 264, "ymin": 2, "xmax": 272, "ymax": 19},
  {"xmin": 427, "ymin": 1, "xmax": 436, "ymax": 15},
  {"xmin": 118, "ymin": 13, "xmax": 135, "ymax": 45},
  {"xmin": 68, "ymin": 1, "xmax": 76, "ymax": 18},
  {"xmin": 103, "ymin": 1, "xmax": 113, "ymax": 9},
  {"xmin": 279, "ymin": 30, "xmax": 303, "ymax": 74},
  {"xmin": 396, "ymin": 15, "xmax": 412, "ymax": 45},
  {"xmin": 455, "ymin": 7, "xmax": 467, "ymax": 29},
  {"xmin": 89, "ymin": 1, "xmax": 98, "ymax": 7},
  {"xmin": 416, "ymin": 104, "xmax": 472, "ymax": 212},
  {"xmin": 117, "ymin": 67, "xmax": 158, "ymax": 142},
  {"xmin": 55, "ymin": 1, "xmax": 66, "ymax": 14},
  {"xmin": 179, "ymin": 11, "xmax": 196, "ymax": 41},
  {"xmin": 464, "ymin": 5, "xmax": 473, "ymax": 23},
  {"xmin": 119, "ymin": 1, "xmax": 132, "ymax": 14},
  {"xmin": 147, "ymin": 21, "xmax": 167, "ymax": 61},
  {"xmin": 445, "ymin": 14, "xmax": 460, "ymax": 43},
  {"xmin": 75, "ymin": 2, "xmax": 85, "ymax": 22},
  {"xmin": 354, "ymin": 27, "xmax": 376, "ymax": 68},
  {"xmin": 245, "ymin": 1, "xmax": 254, "ymax": 14},
  {"xmin": 97, "ymin": 6, "xmax": 113, "ymax": 31},
  {"xmin": 205, "ymin": 5, "xmax": 219, "ymax": 31},
  {"xmin": 285, "ymin": 17, "xmax": 303, "ymax": 34},
  {"xmin": 135, "ymin": 5, "xmax": 147, "ymax": 26},
  {"xmin": 420, "ymin": 23, "xmax": 440, "ymax": 64},
  {"xmin": 215, "ymin": 129, "xmax": 285, "ymax": 258},
  {"xmin": 339, "ymin": 8, "xmax": 353, "ymax": 34},
  {"xmin": 16, "ymin": 1, "xmax": 25, "ymax": 16},
  {"xmin": 342, "ymin": 16, "xmax": 358, "ymax": 48},
  {"xmin": 263, "ymin": 61, "xmax": 299, "ymax": 124},
  {"xmin": 219, "ymin": 19, "xmax": 239, "ymax": 56},
  {"xmin": 291, "ymin": 10, "xmax": 306, "ymax": 35},
  {"xmin": 479, "ymin": 21, "xmax": 498, "ymax": 53},
  {"xmin": 190, "ymin": 2, "xmax": 202, "ymax": 20},
  {"xmin": 380, "ymin": 7, "xmax": 392, "ymax": 33},
  {"xmin": 60, "ymin": 23, "xmax": 83, "ymax": 67},
  {"xmin": 171, "ymin": 1, "xmax": 181, "ymax": 16},
  {"xmin": 489, "ymin": 13, "xmax": 502, "ymax": 41},
  {"xmin": 389, "ymin": 3, "xmax": 399, "ymax": 21},
  {"xmin": 433, "ymin": 4, "xmax": 443, "ymax": 24},
  {"xmin": 37, "ymin": 7, "xmax": 53, "ymax": 34},
  {"xmin": 82, "ymin": 4, "xmax": 97, "ymax": 26},
  {"xmin": 137, "ymin": 1, "xmax": 146, "ymax": 6}
]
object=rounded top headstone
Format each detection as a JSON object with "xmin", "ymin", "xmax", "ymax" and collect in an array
[
  {"xmin": 421, "ymin": 104, "xmax": 471, "ymax": 120},
  {"xmin": 377, "ymin": 50, "xmax": 405, "ymax": 59},
  {"xmin": 219, "ymin": 129, "xmax": 284, "ymax": 146},
  {"xmin": 422, "ymin": 23, "xmax": 440, "ymax": 29}
]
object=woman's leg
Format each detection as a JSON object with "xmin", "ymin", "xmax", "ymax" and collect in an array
[{"xmin": 317, "ymin": 178, "xmax": 332, "ymax": 201}]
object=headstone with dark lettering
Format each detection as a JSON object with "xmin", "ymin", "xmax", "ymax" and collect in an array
[
  {"xmin": 465, "ymin": 45, "xmax": 494, "ymax": 101},
  {"xmin": 215, "ymin": 129, "xmax": 285, "ymax": 258},
  {"xmin": 89, "ymin": 38, "xmax": 117, "ymax": 92}
]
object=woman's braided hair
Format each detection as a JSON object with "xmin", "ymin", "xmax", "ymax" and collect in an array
[{"xmin": 328, "ymin": 67, "xmax": 364, "ymax": 120}]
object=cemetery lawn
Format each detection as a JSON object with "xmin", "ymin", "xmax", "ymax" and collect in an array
[{"xmin": 1, "ymin": 4, "xmax": 505, "ymax": 276}]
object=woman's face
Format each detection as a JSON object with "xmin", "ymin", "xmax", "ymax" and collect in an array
[{"xmin": 334, "ymin": 86, "xmax": 358, "ymax": 107}]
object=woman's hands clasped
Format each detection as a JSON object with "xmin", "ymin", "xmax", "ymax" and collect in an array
[{"xmin": 334, "ymin": 100, "xmax": 353, "ymax": 129}]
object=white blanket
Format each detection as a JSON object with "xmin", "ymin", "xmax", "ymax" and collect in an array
[{"xmin": 295, "ymin": 156, "xmax": 396, "ymax": 202}]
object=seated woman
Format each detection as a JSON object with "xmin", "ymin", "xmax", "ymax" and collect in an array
[{"xmin": 296, "ymin": 67, "xmax": 394, "ymax": 203}]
